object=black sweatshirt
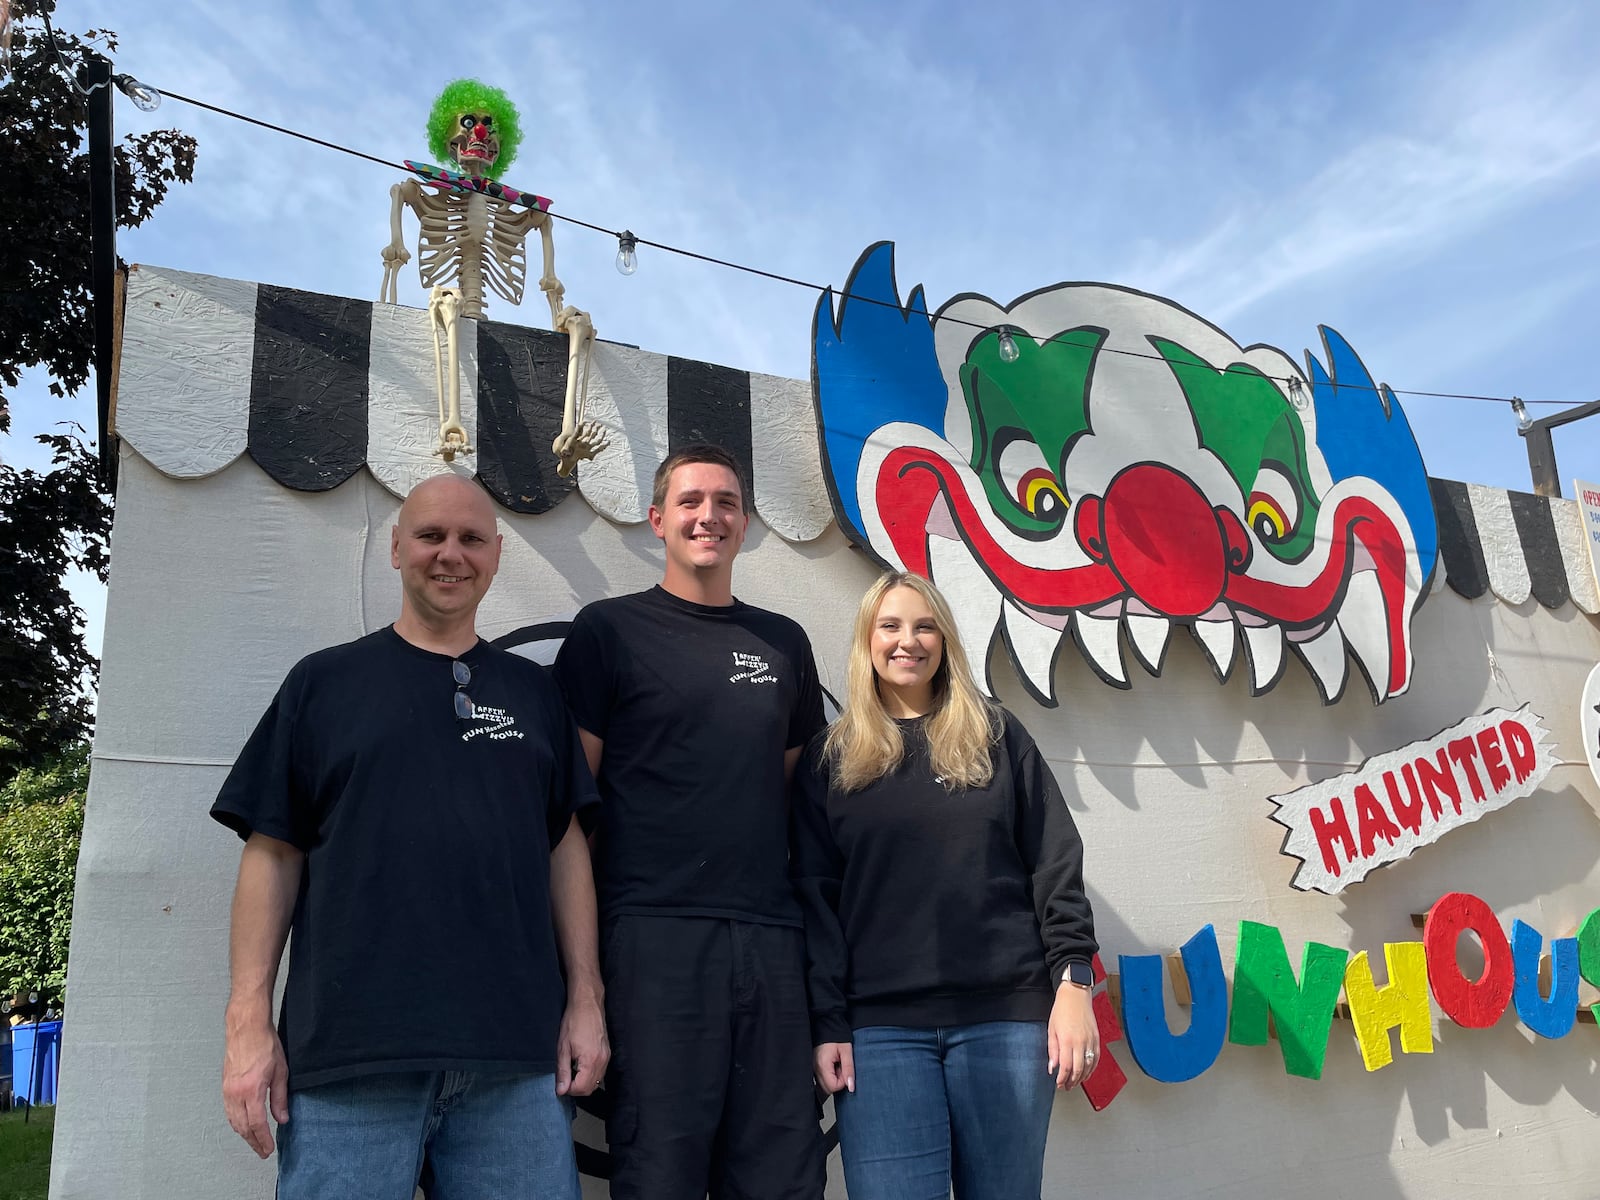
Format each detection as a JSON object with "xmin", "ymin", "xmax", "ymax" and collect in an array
[{"xmin": 791, "ymin": 708, "xmax": 1097, "ymax": 1044}]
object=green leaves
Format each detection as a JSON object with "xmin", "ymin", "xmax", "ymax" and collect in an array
[
  {"xmin": 0, "ymin": 744, "xmax": 87, "ymax": 1006},
  {"xmin": 0, "ymin": 1, "xmax": 194, "ymax": 770}
]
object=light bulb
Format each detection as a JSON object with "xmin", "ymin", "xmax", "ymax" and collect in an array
[
  {"xmin": 1510, "ymin": 397, "xmax": 1532, "ymax": 433},
  {"xmin": 615, "ymin": 230, "xmax": 638, "ymax": 276},
  {"xmin": 114, "ymin": 73, "xmax": 161, "ymax": 112},
  {"xmin": 996, "ymin": 328, "xmax": 1020, "ymax": 364},
  {"xmin": 1286, "ymin": 376, "xmax": 1309, "ymax": 411}
]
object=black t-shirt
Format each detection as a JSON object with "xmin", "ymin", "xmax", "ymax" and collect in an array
[
  {"xmin": 210, "ymin": 627, "xmax": 596, "ymax": 1089},
  {"xmin": 792, "ymin": 709, "xmax": 1097, "ymax": 1042},
  {"xmin": 552, "ymin": 586, "xmax": 824, "ymax": 925}
]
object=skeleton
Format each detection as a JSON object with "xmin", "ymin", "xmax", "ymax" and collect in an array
[{"xmin": 379, "ymin": 79, "xmax": 607, "ymax": 475}]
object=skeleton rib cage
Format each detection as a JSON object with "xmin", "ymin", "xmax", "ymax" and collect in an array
[{"xmin": 414, "ymin": 192, "xmax": 533, "ymax": 313}]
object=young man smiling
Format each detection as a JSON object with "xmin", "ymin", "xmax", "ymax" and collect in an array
[{"xmin": 553, "ymin": 445, "xmax": 826, "ymax": 1200}]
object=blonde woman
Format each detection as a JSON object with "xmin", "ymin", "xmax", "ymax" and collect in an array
[{"xmin": 791, "ymin": 572, "xmax": 1098, "ymax": 1200}]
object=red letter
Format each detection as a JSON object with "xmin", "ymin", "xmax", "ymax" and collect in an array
[
  {"xmin": 1310, "ymin": 798, "xmax": 1355, "ymax": 877},
  {"xmin": 1386, "ymin": 768, "xmax": 1423, "ymax": 834},
  {"xmin": 1446, "ymin": 737, "xmax": 1488, "ymax": 803},
  {"xmin": 1081, "ymin": 954, "xmax": 1127, "ymax": 1112},
  {"xmin": 1416, "ymin": 750, "xmax": 1459, "ymax": 816},
  {"xmin": 1423, "ymin": 892, "xmax": 1513, "ymax": 1028},
  {"xmin": 1355, "ymin": 783, "xmax": 1401, "ymax": 858},
  {"xmin": 1501, "ymin": 720, "xmax": 1537, "ymax": 783},
  {"xmin": 1475, "ymin": 727, "xmax": 1510, "ymax": 792}
]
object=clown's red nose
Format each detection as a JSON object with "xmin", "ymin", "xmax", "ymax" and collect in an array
[
  {"xmin": 473, "ymin": 123, "xmax": 489, "ymax": 141},
  {"xmin": 1096, "ymin": 464, "xmax": 1232, "ymax": 618}
]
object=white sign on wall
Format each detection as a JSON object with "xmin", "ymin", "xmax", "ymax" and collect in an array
[
  {"xmin": 1582, "ymin": 663, "xmax": 1600, "ymax": 795},
  {"xmin": 1269, "ymin": 706, "xmax": 1556, "ymax": 894},
  {"xmin": 1574, "ymin": 478, "xmax": 1600, "ymax": 599}
]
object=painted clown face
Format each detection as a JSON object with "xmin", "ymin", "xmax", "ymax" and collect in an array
[
  {"xmin": 813, "ymin": 244, "xmax": 1439, "ymax": 705},
  {"xmin": 448, "ymin": 111, "xmax": 501, "ymax": 175}
]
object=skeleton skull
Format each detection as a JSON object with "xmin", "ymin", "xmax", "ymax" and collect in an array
[{"xmin": 447, "ymin": 112, "xmax": 500, "ymax": 176}]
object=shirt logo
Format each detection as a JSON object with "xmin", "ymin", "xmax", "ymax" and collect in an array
[
  {"xmin": 729, "ymin": 651, "xmax": 778, "ymax": 686},
  {"xmin": 460, "ymin": 704, "xmax": 526, "ymax": 742}
]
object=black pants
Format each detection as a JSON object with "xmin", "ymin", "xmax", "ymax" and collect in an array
[{"xmin": 602, "ymin": 914, "xmax": 825, "ymax": 1200}]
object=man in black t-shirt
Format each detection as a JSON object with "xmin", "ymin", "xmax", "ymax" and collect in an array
[
  {"xmin": 212, "ymin": 474, "xmax": 607, "ymax": 1200},
  {"xmin": 553, "ymin": 445, "xmax": 826, "ymax": 1200}
]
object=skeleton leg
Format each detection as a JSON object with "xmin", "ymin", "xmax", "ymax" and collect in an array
[
  {"xmin": 428, "ymin": 287, "xmax": 472, "ymax": 460},
  {"xmin": 551, "ymin": 306, "xmax": 607, "ymax": 477}
]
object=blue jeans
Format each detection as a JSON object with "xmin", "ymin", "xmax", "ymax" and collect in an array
[
  {"xmin": 836, "ymin": 1021, "xmax": 1054, "ymax": 1200},
  {"xmin": 275, "ymin": 1071, "xmax": 578, "ymax": 1200}
]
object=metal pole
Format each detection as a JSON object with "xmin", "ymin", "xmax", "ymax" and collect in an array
[
  {"xmin": 83, "ymin": 55, "xmax": 118, "ymax": 490},
  {"xmin": 1521, "ymin": 425, "xmax": 1561, "ymax": 498}
]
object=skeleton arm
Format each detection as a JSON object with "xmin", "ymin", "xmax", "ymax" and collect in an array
[
  {"xmin": 534, "ymin": 214, "xmax": 565, "ymax": 329},
  {"xmin": 550, "ymin": 304, "xmax": 607, "ymax": 476},
  {"xmin": 379, "ymin": 179, "xmax": 425, "ymax": 304}
]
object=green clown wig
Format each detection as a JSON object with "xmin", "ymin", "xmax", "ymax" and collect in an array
[{"xmin": 426, "ymin": 78, "xmax": 523, "ymax": 179}]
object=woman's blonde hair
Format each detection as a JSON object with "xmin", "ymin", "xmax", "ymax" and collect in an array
[{"xmin": 823, "ymin": 572, "xmax": 998, "ymax": 792}]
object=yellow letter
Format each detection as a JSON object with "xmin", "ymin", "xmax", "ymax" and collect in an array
[{"xmin": 1344, "ymin": 943, "xmax": 1433, "ymax": 1071}]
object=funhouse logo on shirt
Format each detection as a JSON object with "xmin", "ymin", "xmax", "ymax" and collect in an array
[
  {"xmin": 461, "ymin": 704, "xmax": 524, "ymax": 742},
  {"xmin": 729, "ymin": 651, "xmax": 777, "ymax": 685}
]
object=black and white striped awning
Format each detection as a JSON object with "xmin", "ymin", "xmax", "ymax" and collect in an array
[{"xmin": 113, "ymin": 265, "xmax": 1600, "ymax": 613}]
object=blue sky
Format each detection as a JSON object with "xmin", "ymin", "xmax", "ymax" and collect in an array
[{"xmin": 8, "ymin": 0, "xmax": 1600, "ymax": 656}]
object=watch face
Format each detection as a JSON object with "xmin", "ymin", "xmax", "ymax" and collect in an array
[{"xmin": 1067, "ymin": 961, "xmax": 1094, "ymax": 987}]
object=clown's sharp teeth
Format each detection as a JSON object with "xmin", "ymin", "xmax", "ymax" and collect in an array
[
  {"xmin": 1002, "ymin": 601, "xmax": 1064, "ymax": 703},
  {"xmin": 1338, "ymin": 571, "xmax": 1392, "ymax": 701},
  {"xmin": 928, "ymin": 532, "xmax": 1004, "ymax": 697},
  {"xmin": 1124, "ymin": 614, "xmax": 1171, "ymax": 675},
  {"xmin": 1241, "ymin": 622, "xmax": 1284, "ymax": 695},
  {"xmin": 1192, "ymin": 618, "xmax": 1236, "ymax": 680},
  {"xmin": 1292, "ymin": 624, "xmax": 1348, "ymax": 704},
  {"xmin": 1071, "ymin": 610, "xmax": 1127, "ymax": 686}
]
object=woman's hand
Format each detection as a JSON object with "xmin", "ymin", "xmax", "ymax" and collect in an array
[
  {"xmin": 1047, "ymin": 983, "xmax": 1099, "ymax": 1090},
  {"xmin": 814, "ymin": 1041, "xmax": 856, "ymax": 1094}
]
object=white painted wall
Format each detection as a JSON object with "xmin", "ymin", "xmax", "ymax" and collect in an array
[{"xmin": 50, "ymin": 448, "xmax": 1600, "ymax": 1199}]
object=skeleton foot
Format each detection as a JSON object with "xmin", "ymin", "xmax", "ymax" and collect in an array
[
  {"xmin": 436, "ymin": 422, "xmax": 474, "ymax": 461},
  {"xmin": 552, "ymin": 420, "xmax": 610, "ymax": 477}
]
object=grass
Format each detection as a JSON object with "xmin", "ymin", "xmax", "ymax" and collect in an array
[{"xmin": 0, "ymin": 1106, "xmax": 54, "ymax": 1200}]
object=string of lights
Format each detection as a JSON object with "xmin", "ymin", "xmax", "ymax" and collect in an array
[{"xmin": 35, "ymin": 33, "xmax": 1590, "ymax": 414}]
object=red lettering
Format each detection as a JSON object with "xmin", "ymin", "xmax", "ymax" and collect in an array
[
  {"xmin": 1354, "ymin": 782, "xmax": 1401, "ymax": 857},
  {"xmin": 1416, "ymin": 750, "xmax": 1460, "ymax": 817},
  {"xmin": 1386, "ymin": 767, "xmax": 1423, "ymax": 834},
  {"xmin": 1446, "ymin": 737, "xmax": 1488, "ymax": 803},
  {"xmin": 1501, "ymin": 720, "xmax": 1537, "ymax": 783},
  {"xmin": 1423, "ymin": 892, "xmax": 1513, "ymax": 1028},
  {"xmin": 1310, "ymin": 798, "xmax": 1355, "ymax": 876},
  {"xmin": 1475, "ymin": 727, "xmax": 1510, "ymax": 792},
  {"xmin": 1081, "ymin": 954, "xmax": 1128, "ymax": 1112}
]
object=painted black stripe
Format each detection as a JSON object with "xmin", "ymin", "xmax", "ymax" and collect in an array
[
  {"xmin": 247, "ymin": 286, "xmax": 370, "ymax": 490},
  {"xmin": 475, "ymin": 320, "xmax": 577, "ymax": 514},
  {"xmin": 1429, "ymin": 477, "xmax": 1489, "ymax": 599},
  {"xmin": 667, "ymin": 357, "xmax": 754, "ymax": 494},
  {"xmin": 1507, "ymin": 489, "xmax": 1569, "ymax": 609}
]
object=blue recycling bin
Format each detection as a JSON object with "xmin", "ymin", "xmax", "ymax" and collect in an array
[{"xmin": 13, "ymin": 1021, "xmax": 62, "ymax": 1105}]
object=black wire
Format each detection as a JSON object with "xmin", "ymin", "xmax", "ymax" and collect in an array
[{"xmin": 136, "ymin": 86, "xmax": 1587, "ymax": 411}]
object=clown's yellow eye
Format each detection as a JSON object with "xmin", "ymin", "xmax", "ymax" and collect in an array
[
  {"xmin": 995, "ymin": 436, "xmax": 1068, "ymax": 527},
  {"xmin": 1247, "ymin": 497, "xmax": 1287, "ymax": 540},
  {"xmin": 1247, "ymin": 464, "xmax": 1300, "ymax": 544},
  {"xmin": 1021, "ymin": 469, "xmax": 1069, "ymax": 520}
]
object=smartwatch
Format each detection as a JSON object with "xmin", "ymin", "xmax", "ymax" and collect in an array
[{"xmin": 1061, "ymin": 960, "xmax": 1094, "ymax": 989}]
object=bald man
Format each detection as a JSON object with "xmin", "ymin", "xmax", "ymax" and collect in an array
[{"xmin": 212, "ymin": 475, "xmax": 606, "ymax": 1200}]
